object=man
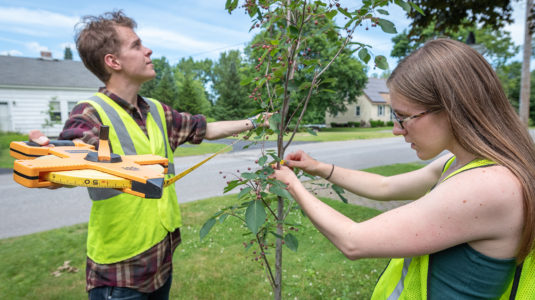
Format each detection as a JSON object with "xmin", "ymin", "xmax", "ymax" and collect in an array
[{"xmin": 31, "ymin": 10, "xmax": 266, "ymax": 300}]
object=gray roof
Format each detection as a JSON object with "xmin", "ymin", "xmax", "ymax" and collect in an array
[
  {"xmin": 0, "ymin": 55, "xmax": 102, "ymax": 89},
  {"xmin": 363, "ymin": 77, "xmax": 389, "ymax": 104}
]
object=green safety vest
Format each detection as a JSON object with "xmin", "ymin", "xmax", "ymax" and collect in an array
[
  {"xmin": 79, "ymin": 92, "xmax": 181, "ymax": 264},
  {"xmin": 371, "ymin": 157, "xmax": 535, "ymax": 299}
]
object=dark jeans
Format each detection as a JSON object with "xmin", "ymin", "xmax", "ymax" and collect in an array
[{"xmin": 88, "ymin": 275, "xmax": 172, "ymax": 300}]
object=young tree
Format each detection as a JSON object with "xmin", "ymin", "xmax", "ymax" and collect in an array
[
  {"xmin": 244, "ymin": 17, "xmax": 369, "ymax": 124},
  {"xmin": 200, "ymin": 1, "xmax": 411, "ymax": 299}
]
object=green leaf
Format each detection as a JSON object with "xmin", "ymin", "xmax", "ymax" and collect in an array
[
  {"xmin": 377, "ymin": 18, "xmax": 397, "ymax": 34},
  {"xmin": 269, "ymin": 184, "xmax": 294, "ymax": 201},
  {"xmin": 374, "ymin": 55, "xmax": 389, "ymax": 70},
  {"xmin": 320, "ymin": 77, "xmax": 337, "ymax": 85},
  {"xmin": 394, "ymin": 0, "xmax": 411, "ymax": 13},
  {"xmin": 240, "ymin": 77, "xmax": 253, "ymax": 86},
  {"xmin": 358, "ymin": 48, "xmax": 371, "ymax": 64},
  {"xmin": 246, "ymin": 200, "xmax": 266, "ymax": 234},
  {"xmin": 270, "ymin": 231, "xmax": 284, "ymax": 239},
  {"xmin": 284, "ymin": 233, "xmax": 298, "ymax": 251},
  {"xmin": 200, "ymin": 218, "xmax": 216, "ymax": 240},
  {"xmin": 337, "ymin": 7, "xmax": 351, "ymax": 18},
  {"xmin": 269, "ymin": 113, "xmax": 282, "ymax": 132},
  {"xmin": 325, "ymin": 9, "xmax": 338, "ymax": 20},
  {"xmin": 238, "ymin": 187, "xmax": 253, "ymax": 199},
  {"xmin": 225, "ymin": 0, "xmax": 239, "ymax": 12},
  {"xmin": 377, "ymin": 9, "xmax": 389, "ymax": 15},
  {"xmin": 270, "ymin": 39, "xmax": 279, "ymax": 46},
  {"xmin": 224, "ymin": 180, "xmax": 241, "ymax": 193},
  {"xmin": 332, "ymin": 184, "xmax": 348, "ymax": 204},
  {"xmin": 219, "ymin": 213, "xmax": 228, "ymax": 223},
  {"xmin": 289, "ymin": 25, "xmax": 299, "ymax": 38},
  {"xmin": 298, "ymin": 82, "xmax": 312, "ymax": 91},
  {"xmin": 409, "ymin": 1, "xmax": 425, "ymax": 15},
  {"xmin": 305, "ymin": 127, "xmax": 318, "ymax": 136},
  {"xmin": 241, "ymin": 172, "xmax": 257, "ymax": 180},
  {"xmin": 258, "ymin": 155, "xmax": 268, "ymax": 166}
]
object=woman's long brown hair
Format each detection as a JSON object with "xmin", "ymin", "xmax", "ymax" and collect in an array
[{"xmin": 388, "ymin": 38, "xmax": 535, "ymax": 262}]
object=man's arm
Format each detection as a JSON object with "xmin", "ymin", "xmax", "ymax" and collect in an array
[{"xmin": 204, "ymin": 119, "xmax": 256, "ymax": 140}]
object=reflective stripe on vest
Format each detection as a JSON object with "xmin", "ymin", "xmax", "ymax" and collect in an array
[
  {"xmin": 82, "ymin": 95, "xmax": 175, "ymax": 200},
  {"xmin": 79, "ymin": 92, "xmax": 181, "ymax": 263},
  {"xmin": 371, "ymin": 157, "xmax": 497, "ymax": 300},
  {"xmin": 387, "ymin": 258, "xmax": 412, "ymax": 300}
]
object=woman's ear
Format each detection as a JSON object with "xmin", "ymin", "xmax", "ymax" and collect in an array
[{"xmin": 104, "ymin": 54, "xmax": 121, "ymax": 71}]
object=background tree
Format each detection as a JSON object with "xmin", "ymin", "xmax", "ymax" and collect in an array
[
  {"xmin": 63, "ymin": 47, "xmax": 73, "ymax": 60},
  {"xmin": 405, "ymin": 0, "xmax": 516, "ymax": 40},
  {"xmin": 390, "ymin": 23, "xmax": 519, "ymax": 67},
  {"xmin": 175, "ymin": 71, "xmax": 211, "ymax": 115},
  {"xmin": 211, "ymin": 50, "xmax": 255, "ymax": 120},
  {"xmin": 519, "ymin": 0, "xmax": 534, "ymax": 125},
  {"xmin": 139, "ymin": 57, "xmax": 178, "ymax": 106},
  {"xmin": 175, "ymin": 57, "xmax": 215, "ymax": 104},
  {"xmin": 400, "ymin": 0, "xmax": 533, "ymax": 125}
]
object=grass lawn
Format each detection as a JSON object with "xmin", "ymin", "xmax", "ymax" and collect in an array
[
  {"xmin": 0, "ymin": 132, "xmax": 28, "ymax": 168},
  {"xmin": 0, "ymin": 196, "xmax": 386, "ymax": 299},
  {"xmin": 174, "ymin": 141, "xmax": 230, "ymax": 157},
  {"xmin": 231, "ymin": 126, "xmax": 395, "ymax": 143},
  {"xmin": 0, "ymin": 163, "xmax": 423, "ymax": 299}
]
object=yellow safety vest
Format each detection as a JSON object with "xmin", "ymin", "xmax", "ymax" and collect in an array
[
  {"xmin": 79, "ymin": 92, "xmax": 181, "ymax": 264},
  {"xmin": 371, "ymin": 157, "xmax": 535, "ymax": 299}
]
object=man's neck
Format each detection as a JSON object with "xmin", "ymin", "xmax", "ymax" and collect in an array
[{"xmin": 106, "ymin": 77, "xmax": 141, "ymax": 107}]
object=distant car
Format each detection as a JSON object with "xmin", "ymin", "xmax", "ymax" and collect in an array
[{"xmin": 301, "ymin": 124, "xmax": 326, "ymax": 131}]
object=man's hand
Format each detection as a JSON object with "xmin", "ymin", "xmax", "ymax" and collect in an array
[
  {"xmin": 256, "ymin": 112, "xmax": 273, "ymax": 128},
  {"xmin": 28, "ymin": 130, "xmax": 52, "ymax": 146}
]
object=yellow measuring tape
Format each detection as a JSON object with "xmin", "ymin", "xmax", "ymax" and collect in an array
[{"xmin": 37, "ymin": 139, "xmax": 241, "ymax": 189}]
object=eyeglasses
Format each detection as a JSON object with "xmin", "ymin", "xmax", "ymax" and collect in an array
[{"xmin": 391, "ymin": 108, "xmax": 441, "ymax": 130}]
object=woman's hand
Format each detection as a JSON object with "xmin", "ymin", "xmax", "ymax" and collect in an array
[
  {"xmin": 270, "ymin": 165, "xmax": 300, "ymax": 191},
  {"xmin": 284, "ymin": 150, "xmax": 322, "ymax": 176}
]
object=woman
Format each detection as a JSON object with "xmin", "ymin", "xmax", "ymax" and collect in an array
[{"xmin": 271, "ymin": 39, "xmax": 535, "ymax": 299}]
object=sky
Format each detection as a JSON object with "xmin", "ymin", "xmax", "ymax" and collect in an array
[{"xmin": 0, "ymin": 0, "xmax": 529, "ymax": 76}]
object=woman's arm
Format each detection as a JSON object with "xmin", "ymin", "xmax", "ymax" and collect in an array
[
  {"xmin": 272, "ymin": 164, "xmax": 523, "ymax": 260},
  {"xmin": 285, "ymin": 150, "xmax": 451, "ymax": 201}
]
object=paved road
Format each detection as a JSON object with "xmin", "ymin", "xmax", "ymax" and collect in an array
[{"xmin": 0, "ymin": 136, "xmax": 421, "ymax": 238}]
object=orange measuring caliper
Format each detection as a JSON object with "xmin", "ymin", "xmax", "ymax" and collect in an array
[{"xmin": 10, "ymin": 126, "xmax": 240, "ymax": 199}]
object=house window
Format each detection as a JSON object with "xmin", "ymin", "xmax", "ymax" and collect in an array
[
  {"xmin": 67, "ymin": 101, "xmax": 78, "ymax": 114},
  {"xmin": 49, "ymin": 100, "xmax": 61, "ymax": 122},
  {"xmin": 377, "ymin": 105, "xmax": 384, "ymax": 116},
  {"xmin": 355, "ymin": 106, "xmax": 360, "ymax": 116},
  {"xmin": 0, "ymin": 102, "xmax": 10, "ymax": 132}
]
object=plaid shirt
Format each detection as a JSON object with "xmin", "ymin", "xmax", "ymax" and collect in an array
[{"xmin": 60, "ymin": 88, "xmax": 206, "ymax": 292}]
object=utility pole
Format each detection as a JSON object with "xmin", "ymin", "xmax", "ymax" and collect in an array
[{"xmin": 519, "ymin": 0, "xmax": 533, "ymax": 126}]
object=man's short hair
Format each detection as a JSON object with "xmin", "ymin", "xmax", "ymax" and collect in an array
[{"xmin": 75, "ymin": 10, "xmax": 136, "ymax": 83}]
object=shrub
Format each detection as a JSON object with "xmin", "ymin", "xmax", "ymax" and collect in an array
[{"xmin": 370, "ymin": 120, "xmax": 385, "ymax": 127}]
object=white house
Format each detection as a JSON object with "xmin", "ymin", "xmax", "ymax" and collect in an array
[
  {"xmin": 0, "ymin": 54, "xmax": 102, "ymax": 136},
  {"xmin": 325, "ymin": 77, "xmax": 392, "ymax": 127}
]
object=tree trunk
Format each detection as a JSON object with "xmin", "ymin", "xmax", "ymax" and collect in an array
[{"xmin": 519, "ymin": 0, "xmax": 533, "ymax": 126}]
